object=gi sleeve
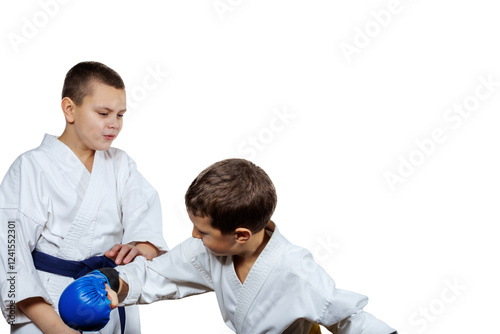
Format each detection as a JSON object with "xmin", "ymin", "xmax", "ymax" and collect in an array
[
  {"xmin": 118, "ymin": 237, "xmax": 214, "ymax": 305},
  {"xmin": 119, "ymin": 153, "xmax": 168, "ymax": 252},
  {"xmin": 0, "ymin": 158, "xmax": 52, "ymax": 325},
  {"xmin": 284, "ymin": 246, "xmax": 395, "ymax": 333},
  {"xmin": 312, "ymin": 262, "xmax": 395, "ymax": 334},
  {"xmin": 324, "ymin": 310, "xmax": 396, "ymax": 333}
]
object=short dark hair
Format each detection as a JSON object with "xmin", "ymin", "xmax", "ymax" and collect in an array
[
  {"xmin": 61, "ymin": 61, "xmax": 125, "ymax": 105},
  {"xmin": 185, "ymin": 159, "xmax": 277, "ymax": 234}
]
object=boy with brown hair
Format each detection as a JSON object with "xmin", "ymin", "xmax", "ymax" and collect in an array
[{"xmin": 102, "ymin": 158, "xmax": 396, "ymax": 333}]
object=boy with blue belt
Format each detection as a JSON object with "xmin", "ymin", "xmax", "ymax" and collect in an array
[
  {"xmin": 0, "ymin": 61, "xmax": 167, "ymax": 333},
  {"xmin": 96, "ymin": 158, "xmax": 396, "ymax": 333}
]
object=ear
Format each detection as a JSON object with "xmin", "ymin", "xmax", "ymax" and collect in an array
[
  {"xmin": 234, "ymin": 227, "xmax": 252, "ymax": 244},
  {"xmin": 61, "ymin": 97, "xmax": 76, "ymax": 124}
]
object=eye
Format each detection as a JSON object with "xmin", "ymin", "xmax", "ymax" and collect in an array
[
  {"xmin": 98, "ymin": 113, "xmax": 108, "ymax": 116},
  {"xmin": 118, "ymin": 114, "xmax": 125, "ymax": 118}
]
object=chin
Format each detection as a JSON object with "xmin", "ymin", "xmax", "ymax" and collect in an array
[
  {"xmin": 207, "ymin": 249, "xmax": 227, "ymax": 257},
  {"xmin": 95, "ymin": 143, "xmax": 113, "ymax": 151}
]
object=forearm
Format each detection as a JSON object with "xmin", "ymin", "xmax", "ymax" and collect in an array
[
  {"xmin": 135, "ymin": 241, "xmax": 160, "ymax": 259},
  {"xmin": 17, "ymin": 297, "xmax": 77, "ymax": 334},
  {"xmin": 112, "ymin": 239, "xmax": 214, "ymax": 306}
]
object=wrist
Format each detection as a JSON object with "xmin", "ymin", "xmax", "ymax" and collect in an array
[
  {"xmin": 135, "ymin": 241, "xmax": 159, "ymax": 259},
  {"xmin": 118, "ymin": 277, "xmax": 129, "ymax": 301},
  {"xmin": 96, "ymin": 268, "xmax": 120, "ymax": 292}
]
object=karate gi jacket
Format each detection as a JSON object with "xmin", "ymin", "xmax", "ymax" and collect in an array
[
  {"xmin": 119, "ymin": 223, "xmax": 395, "ymax": 333},
  {"xmin": 0, "ymin": 134, "xmax": 168, "ymax": 333}
]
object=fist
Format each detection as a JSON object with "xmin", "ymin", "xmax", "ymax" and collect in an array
[{"xmin": 58, "ymin": 271, "xmax": 113, "ymax": 331}]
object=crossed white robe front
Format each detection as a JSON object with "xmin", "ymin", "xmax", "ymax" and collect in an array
[
  {"xmin": 0, "ymin": 134, "xmax": 168, "ymax": 333},
  {"xmin": 119, "ymin": 223, "xmax": 395, "ymax": 333}
]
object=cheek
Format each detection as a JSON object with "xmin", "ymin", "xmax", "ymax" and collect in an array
[
  {"xmin": 204, "ymin": 238, "xmax": 222, "ymax": 250},
  {"xmin": 80, "ymin": 114, "xmax": 102, "ymax": 131},
  {"xmin": 211, "ymin": 238, "xmax": 231, "ymax": 251}
]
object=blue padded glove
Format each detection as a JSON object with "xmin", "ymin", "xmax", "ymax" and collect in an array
[{"xmin": 58, "ymin": 270, "xmax": 113, "ymax": 331}]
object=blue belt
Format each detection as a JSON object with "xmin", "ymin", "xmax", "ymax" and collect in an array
[{"xmin": 32, "ymin": 249, "xmax": 126, "ymax": 334}]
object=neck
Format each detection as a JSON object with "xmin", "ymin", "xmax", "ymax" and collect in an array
[
  {"xmin": 58, "ymin": 130, "xmax": 95, "ymax": 172},
  {"xmin": 237, "ymin": 228, "xmax": 271, "ymax": 261},
  {"xmin": 233, "ymin": 224, "xmax": 272, "ymax": 284}
]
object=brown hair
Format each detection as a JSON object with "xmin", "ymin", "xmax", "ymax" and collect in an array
[
  {"xmin": 61, "ymin": 61, "xmax": 125, "ymax": 105},
  {"xmin": 185, "ymin": 159, "xmax": 277, "ymax": 234}
]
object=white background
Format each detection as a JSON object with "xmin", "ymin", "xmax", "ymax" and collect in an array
[{"xmin": 1, "ymin": 0, "xmax": 499, "ymax": 333}]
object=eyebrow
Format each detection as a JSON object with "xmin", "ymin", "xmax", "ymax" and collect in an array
[{"xmin": 95, "ymin": 106, "xmax": 127, "ymax": 113}]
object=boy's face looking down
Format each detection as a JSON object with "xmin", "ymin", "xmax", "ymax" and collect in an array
[
  {"xmin": 62, "ymin": 81, "xmax": 126, "ymax": 152},
  {"xmin": 189, "ymin": 211, "xmax": 246, "ymax": 256}
]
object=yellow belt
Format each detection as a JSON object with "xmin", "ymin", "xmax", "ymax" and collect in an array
[{"xmin": 308, "ymin": 324, "xmax": 322, "ymax": 334}]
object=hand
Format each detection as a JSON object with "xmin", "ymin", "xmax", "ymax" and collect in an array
[
  {"xmin": 58, "ymin": 271, "xmax": 114, "ymax": 331},
  {"xmin": 105, "ymin": 243, "xmax": 151, "ymax": 265}
]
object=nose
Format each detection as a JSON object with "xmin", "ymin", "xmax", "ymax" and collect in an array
[
  {"xmin": 107, "ymin": 116, "xmax": 120, "ymax": 129},
  {"xmin": 192, "ymin": 227, "xmax": 201, "ymax": 239},
  {"xmin": 191, "ymin": 227, "xmax": 201, "ymax": 239}
]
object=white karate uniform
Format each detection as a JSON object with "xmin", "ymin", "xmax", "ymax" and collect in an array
[
  {"xmin": 119, "ymin": 223, "xmax": 395, "ymax": 333},
  {"xmin": 0, "ymin": 134, "xmax": 168, "ymax": 333}
]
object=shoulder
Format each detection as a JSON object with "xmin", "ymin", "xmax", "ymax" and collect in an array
[
  {"xmin": 104, "ymin": 147, "xmax": 129, "ymax": 163},
  {"xmin": 274, "ymin": 233, "xmax": 336, "ymax": 289},
  {"xmin": 272, "ymin": 229, "xmax": 316, "ymax": 267},
  {"xmin": 0, "ymin": 146, "xmax": 49, "ymax": 207},
  {"xmin": 5, "ymin": 145, "xmax": 49, "ymax": 176},
  {"xmin": 103, "ymin": 147, "xmax": 138, "ymax": 173},
  {"xmin": 280, "ymin": 241, "xmax": 317, "ymax": 272},
  {"xmin": 105, "ymin": 148, "xmax": 159, "ymax": 198}
]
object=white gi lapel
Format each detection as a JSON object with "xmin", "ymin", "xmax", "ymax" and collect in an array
[
  {"xmin": 57, "ymin": 150, "xmax": 105, "ymax": 260},
  {"xmin": 41, "ymin": 134, "xmax": 90, "ymax": 193},
  {"xmin": 234, "ymin": 227, "xmax": 286, "ymax": 333}
]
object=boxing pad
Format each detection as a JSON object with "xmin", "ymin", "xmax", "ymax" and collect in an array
[{"xmin": 58, "ymin": 270, "xmax": 117, "ymax": 331}]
